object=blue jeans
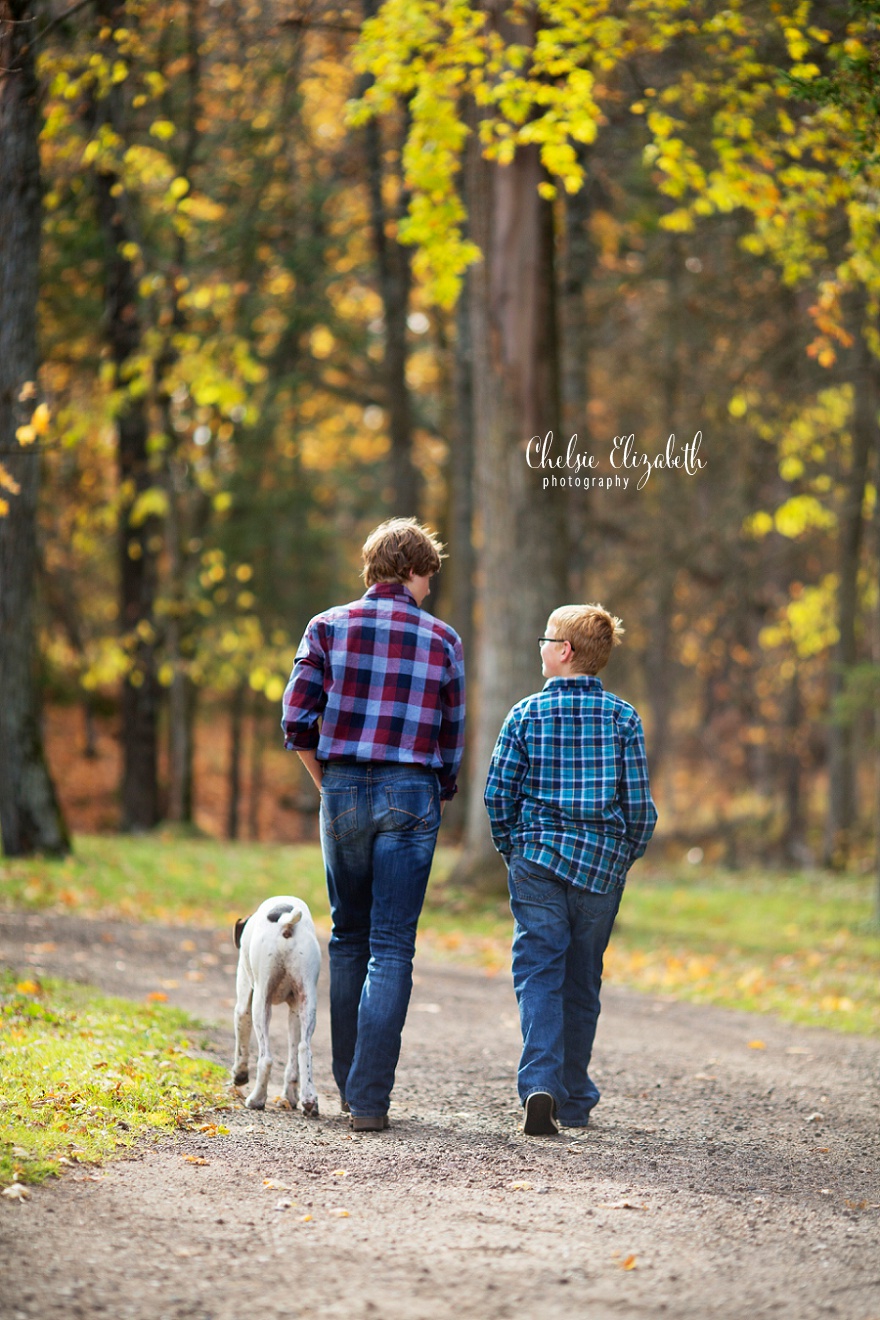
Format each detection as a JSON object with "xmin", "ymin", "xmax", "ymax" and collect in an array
[
  {"xmin": 320, "ymin": 761, "xmax": 441, "ymax": 1118},
  {"xmin": 508, "ymin": 854, "xmax": 622, "ymax": 1125}
]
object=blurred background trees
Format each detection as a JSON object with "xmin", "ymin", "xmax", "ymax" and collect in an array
[{"xmin": 1, "ymin": 0, "xmax": 878, "ymax": 893}]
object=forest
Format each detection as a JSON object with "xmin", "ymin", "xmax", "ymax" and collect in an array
[{"xmin": 1, "ymin": 0, "xmax": 879, "ymax": 894}]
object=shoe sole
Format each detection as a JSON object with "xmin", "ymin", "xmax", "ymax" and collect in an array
[
  {"xmin": 523, "ymin": 1092, "xmax": 558, "ymax": 1136},
  {"xmin": 350, "ymin": 1115, "xmax": 389, "ymax": 1131}
]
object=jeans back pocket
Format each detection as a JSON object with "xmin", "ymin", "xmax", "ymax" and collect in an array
[
  {"xmin": 321, "ymin": 785, "xmax": 359, "ymax": 840},
  {"xmin": 384, "ymin": 782, "xmax": 439, "ymax": 832}
]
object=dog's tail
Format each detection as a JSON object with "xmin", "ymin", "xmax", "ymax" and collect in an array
[{"xmin": 279, "ymin": 909, "xmax": 302, "ymax": 939}]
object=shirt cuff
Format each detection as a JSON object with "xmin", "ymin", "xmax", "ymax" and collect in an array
[{"xmin": 283, "ymin": 728, "xmax": 320, "ymax": 751}]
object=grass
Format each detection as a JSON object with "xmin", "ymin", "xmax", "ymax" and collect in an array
[
  {"xmin": 1, "ymin": 834, "xmax": 879, "ymax": 1036},
  {"xmin": 0, "ymin": 970, "xmax": 228, "ymax": 1190}
]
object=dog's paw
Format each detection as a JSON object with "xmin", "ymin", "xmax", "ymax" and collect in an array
[
  {"xmin": 244, "ymin": 1095, "xmax": 266, "ymax": 1110},
  {"xmin": 302, "ymin": 1099, "xmax": 320, "ymax": 1119},
  {"xmin": 233, "ymin": 1069, "xmax": 249, "ymax": 1086}
]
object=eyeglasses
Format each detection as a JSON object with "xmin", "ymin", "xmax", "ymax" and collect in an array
[{"xmin": 538, "ymin": 636, "xmax": 571, "ymax": 647}]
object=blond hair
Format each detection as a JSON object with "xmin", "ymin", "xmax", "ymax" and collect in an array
[
  {"xmin": 361, "ymin": 517, "xmax": 446, "ymax": 587},
  {"xmin": 547, "ymin": 603, "xmax": 624, "ymax": 675}
]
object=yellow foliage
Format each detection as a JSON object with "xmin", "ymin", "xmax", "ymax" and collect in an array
[
  {"xmin": 128, "ymin": 486, "xmax": 169, "ymax": 527},
  {"xmin": 773, "ymin": 494, "xmax": 836, "ymax": 539},
  {"xmin": 0, "ymin": 463, "xmax": 21, "ymax": 497}
]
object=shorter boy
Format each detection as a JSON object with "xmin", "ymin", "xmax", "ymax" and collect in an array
[{"xmin": 484, "ymin": 604, "xmax": 657, "ymax": 1135}]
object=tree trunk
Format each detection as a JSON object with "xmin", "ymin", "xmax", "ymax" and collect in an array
[
  {"xmin": 432, "ymin": 170, "xmax": 477, "ymax": 841},
  {"xmin": 560, "ymin": 153, "xmax": 601, "ymax": 590},
  {"xmin": 362, "ymin": 0, "xmax": 418, "ymax": 516},
  {"xmin": 873, "ymin": 478, "xmax": 880, "ymax": 923},
  {"xmin": 780, "ymin": 668, "xmax": 808, "ymax": 865},
  {"xmin": 822, "ymin": 330, "xmax": 876, "ymax": 868},
  {"xmin": 248, "ymin": 698, "xmax": 265, "ymax": 841},
  {"xmin": 158, "ymin": 0, "xmax": 202, "ymax": 826},
  {"xmin": 90, "ymin": 2, "xmax": 161, "ymax": 831},
  {"xmin": 167, "ymin": 670, "xmax": 196, "ymax": 825},
  {"xmin": 0, "ymin": 1, "xmax": 70, "ymax": 857},
  {"xmin": 454, "ymin": 86, "xmax": 568, "ymax": 886},
  {"xmin": 227, "ymin": 681, "xmax": 246, "ymax": 840},
  {"xmin": 645, "ymin": 236, "xmax": 684, "ymax": 783}
]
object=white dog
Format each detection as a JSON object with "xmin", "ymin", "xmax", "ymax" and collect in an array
[{"xmin": 232, "ymin": 896, "xmax": 321, "ymax": 1115}]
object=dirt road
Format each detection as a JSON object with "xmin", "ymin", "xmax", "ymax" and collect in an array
[{"xmin": 1, "ymin": 908, "xmax": 879, "ymax": 1320}]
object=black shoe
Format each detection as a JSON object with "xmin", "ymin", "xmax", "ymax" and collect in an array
[
  {"xmin": 350, "ymin": 1113, "xmax": 389, "ymax": 1131},
  {"xmin": 523, "ymin": 1092, "xmax": 558, "ymax": 1136},
  {"xmin": 339, "ymin": 1094, "xmax": 350, "ymax": 1114}
]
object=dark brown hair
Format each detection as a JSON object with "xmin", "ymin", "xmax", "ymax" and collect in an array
[{"xmin": 361, "ymin": 517, "xmax": 446, "ymax": 587}]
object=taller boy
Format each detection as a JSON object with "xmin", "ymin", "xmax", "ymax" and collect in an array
[
  {"xmin": 282, "ymin": 519, "xmax": 465, "ymax": 1130},
  {"xmin": 485, "ymin": 604, "xmax": 657, "ymax": 1135}
]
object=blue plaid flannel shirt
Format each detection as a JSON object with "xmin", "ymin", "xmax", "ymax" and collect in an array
[{"xmin": 484, "ymin": 676, "xmax": 657, "ymax": 891}]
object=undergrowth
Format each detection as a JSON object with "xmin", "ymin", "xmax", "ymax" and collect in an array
[{"xmin": 0, "ymin": 970, "xmax": 228, "ymax": 1189}]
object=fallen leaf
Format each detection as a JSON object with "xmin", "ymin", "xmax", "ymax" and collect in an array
[
  {"xmin": 263, "ymin": 1180, "xmax": 291, "ymax": 1191},
  {"xmin": 180, "ymin": 939, "xmax": 197, "ymax": 952},
  {"xmin": 146, "ymin": 991, "xmax": 168, "ymax": 1003},
  {"xmin": 299, "ymin": 1213, "xmax": 313, "ymax": 1222},
  {"xmin": 15, "ymin": 980, "xmax": 40, "ymax": 996},
  {"xmin": 183, "ymin": 1155, "xmax": 209, "ymax": 1166},
  {"xmin": 747, "ymin": 1040, "xmax": 766, "ymax": 1050},
  {"xmin": 330, "ymin": 1209, "xmax": 350, "ymax": 1217},
  {"xmin": 507, "ymin": 1181, "xmax": 534, "ymax": 1192},
  {"xmin": 600, "ymin": 1201, "xmax": 648, "ymax": 1211},
  {"xmin": 331, "ymin": 1169, "xmax": 349, "ymax": 1178},
  {"xmin": 806, "ymin": 1112, "xmax": 824, "ymax": 1124},
  {"xmin": 619, "ymin": 1254, "xmax": 637, "ymax": 1270},
  {"xmin": 2, "ymin": 1185, "xmax": 29, "ymax": 1201}
]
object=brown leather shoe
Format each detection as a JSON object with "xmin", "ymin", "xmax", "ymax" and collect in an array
[{"xmin": 350, "ymin": 1114, "xmax": 389, "ymax": 1131}]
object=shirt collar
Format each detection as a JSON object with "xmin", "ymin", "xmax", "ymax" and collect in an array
[
  {"xmin": 543, "ymin": 675, "xmax": 603, "ymax": 690},
  {"xmin": 364, "ymin": 581, "xmax": 418, "ymax": 606}
]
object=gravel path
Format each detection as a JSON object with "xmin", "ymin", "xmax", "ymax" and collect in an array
[{"xmin": 1, "ymin": 908, "xmax": 879, "ymax": 1320}]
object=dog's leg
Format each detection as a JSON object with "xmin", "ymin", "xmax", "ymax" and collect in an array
[
  {"xmin": 298, "ymin": 989, "xmax": 320, "ymax": 1118},
  {"xmin": 232, "ymin": 971, "xmax": 253, "ymax": 1087},
  {"xmin": 281, "ymin": 1003, "xmax": 300, "ymax": 1110},
  {"xmin": 245, "ymin": 989, "xmax": 272, "ymax": 1110}
]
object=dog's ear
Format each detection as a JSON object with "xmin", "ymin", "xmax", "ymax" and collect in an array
[{"xmin": 233, "ymin": 916, "xmax": 250, "ymax": 949}]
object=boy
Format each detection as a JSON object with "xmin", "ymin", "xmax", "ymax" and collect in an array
[
  {"xmin": 282, "ymin": 518, "xmax": 465, "ymax": 1131},
  {"xmin": 484, "ymin": 604, "xmax": 656, "ymax": 1135}
]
